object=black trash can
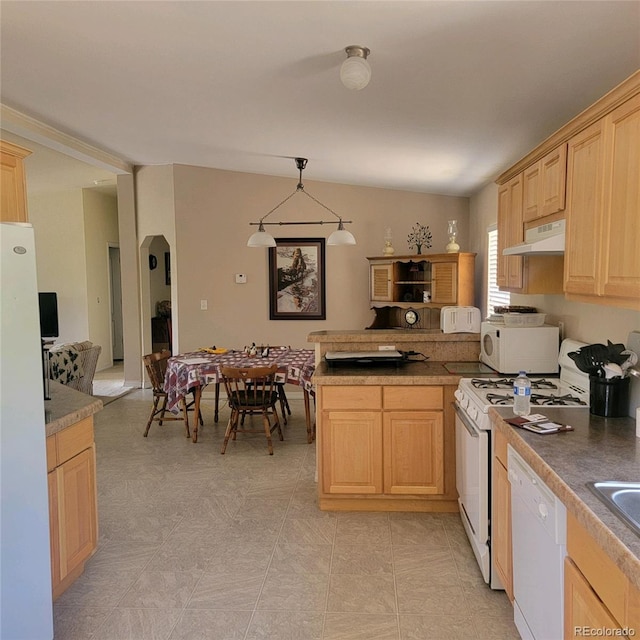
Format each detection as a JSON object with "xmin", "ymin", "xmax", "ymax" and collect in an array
[{"xmin": 589, "ymin": 375, "xmax": 630, "ymax": 417}]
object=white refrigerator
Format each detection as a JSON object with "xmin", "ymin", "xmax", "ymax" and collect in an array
[{"xmin": 0, "ymin": 222, "xmax": 54, "ymax": 639}]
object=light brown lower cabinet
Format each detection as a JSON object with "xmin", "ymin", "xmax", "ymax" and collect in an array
[
  {"xmin": 564, "ymin": 511, "xmax": 640, "ymax": 638},
  {"xmin": 46, "ymin": 417, "xmax": 98, "ymax": 599},
  {"xmin": 564, "ymin": 557, "xmax": 621, "ymax": 635},
  {"xmin": 318, "ymin": 385, "xmax": 455, "ymax": 511},
  {"xmin": 492, "ymin": 430, "xmax": 513, "ymax": 601}
]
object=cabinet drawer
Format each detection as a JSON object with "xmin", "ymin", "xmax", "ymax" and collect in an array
[
  {"xmin": 56, "ymin": 417, "xmax": 94, "ymax": 465},
  {"xmin": 383, "ymin": 386, "xmax": 443, "ymax": 410},
  {"xmin": 321, "ymin": 386, "xmax": 382, "ymax": 410}
]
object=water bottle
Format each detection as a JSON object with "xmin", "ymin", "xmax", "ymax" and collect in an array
[{"xmin": 513, "ymin": 371, "xmax": 531, "ymax": 416}]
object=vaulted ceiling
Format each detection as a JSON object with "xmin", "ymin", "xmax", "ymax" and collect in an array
[{"xmin": 1, "ymin": 1, "xmax": 638, "ymax": 196}]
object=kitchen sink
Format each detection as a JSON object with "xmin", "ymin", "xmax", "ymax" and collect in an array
[{"xmin": 587, "ymin": 481, "xmax": 640, "ymax": 537}]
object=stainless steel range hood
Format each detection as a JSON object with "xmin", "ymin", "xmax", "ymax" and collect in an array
[{"xmin": 502, "ymin": 220, "xmax": 565, "ymax": 256}]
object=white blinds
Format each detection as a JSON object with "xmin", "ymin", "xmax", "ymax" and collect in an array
[{"xmin": 487, "ymin": 226, "xmax": 510, "ymax": 314}]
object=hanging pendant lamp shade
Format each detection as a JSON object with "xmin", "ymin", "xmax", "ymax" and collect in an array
[
  {"xmin": 247, "ymin": 222, "xmax": 276, "ymax": 247},
  {"xmin": 327, "ymin": 220, "xmax": 356, "ymax": 246},
  {"xmin": 340, "ymin": 45, "xmax": 371, "ymax": 91}
]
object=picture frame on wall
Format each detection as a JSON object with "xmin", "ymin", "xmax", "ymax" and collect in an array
[{"xmin": 268, "ymin": 238, "xmax": 326, "ymax": 320}]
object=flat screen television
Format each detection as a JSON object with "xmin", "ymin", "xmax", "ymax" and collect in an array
[{"xmin": 38, "ymin": 292, "xmax": 59, "ymax": 338}]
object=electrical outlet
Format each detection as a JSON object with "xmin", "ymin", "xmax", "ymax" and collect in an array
[
  {"xmin": 378, "ymin": 345, "xmax": 396, "ymax": 351},
  {"xmin": 235, "ymin": 273, "xmax": 247, "ymax": 284},
  {"xmin": 200, "ymin": 299, "xmax": 208, "ymax": 310}
]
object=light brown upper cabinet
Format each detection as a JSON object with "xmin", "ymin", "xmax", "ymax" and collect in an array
[
  {"xmin": 523, "ymin": 144, "xmax": 567, "ymax": 223},
  {"xmin": 496, "ymin": 69, "xmax": 639, "ymax": 306},
  {"xmin": 497, "ymin": 175, "xmax": 524, "ymax": 290},
  {"xmin": 565, "ymin": 93, "xmax": 640, "ymax": 309},
  {"xmin": 1, "ymin": 140, "xmax": 31, "ymax": 223}
]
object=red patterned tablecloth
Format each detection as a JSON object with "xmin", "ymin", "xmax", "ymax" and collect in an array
[{"xmin": 164, "ymin": 348, "xmax": 315, "ymax": 410}]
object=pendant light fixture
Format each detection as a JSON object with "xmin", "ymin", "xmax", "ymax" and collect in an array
[
  {"xmin": 247, "ymin": 158, "xmax": 356, "ymax": 247},
  {"xmin": 340, "ymin": 45, "xmax": 371, "ymax": 91}
]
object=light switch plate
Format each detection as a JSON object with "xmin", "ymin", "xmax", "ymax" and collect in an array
[{"xmin": 235, "ymin": 273, "xmax": 247, "ymax": 284}]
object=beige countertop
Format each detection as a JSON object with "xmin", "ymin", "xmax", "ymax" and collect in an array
[
  {"xmin": 313, "ymin": 360, "xmax": 469, "ymax": 386},
  {"xmin": 308, "ymin": 329, "xmax": 480, "ymax": 343},
  {"xmin": 45, "ymin": 381, "xmax": 103, "ymax": 437},
  {"xmin": 490, "ymin": 406, "xmax": 640, "ymax": 591}
]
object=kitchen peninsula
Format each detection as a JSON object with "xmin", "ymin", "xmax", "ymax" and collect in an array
[
  {"xmin": 45, "ymin": 382, "xmax": 102, "ymax": 599},
  {"xmin": 308, "ymin": 329, "xmax": 480, "ymax": 512}
]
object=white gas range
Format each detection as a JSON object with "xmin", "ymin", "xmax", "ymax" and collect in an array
[{"xmin": 453, "ymin": 339, "xmax": 589, "ymax": 589}]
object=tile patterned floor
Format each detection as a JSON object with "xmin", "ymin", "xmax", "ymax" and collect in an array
[{"xmin": 53, "ymin": 390, "xmax": 520, "ymax": 639}]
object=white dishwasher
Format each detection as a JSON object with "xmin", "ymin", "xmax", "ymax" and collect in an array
[{"xmin": 508, "ymin": 445, "xmax": 566, "ymax": 640}]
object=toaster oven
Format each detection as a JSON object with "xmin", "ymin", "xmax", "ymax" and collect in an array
[{"xmin": 480, "ymin": 321, "xmax": 559, "ymax": 374}]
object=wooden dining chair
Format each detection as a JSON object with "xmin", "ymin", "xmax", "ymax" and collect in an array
[
  {"xmin": 220, "ymin": 365, "xmax": 283, "ymax": 455},
  {"xmin": 142, "ymin": 350, "xmax": 203, "ymax": 437},
  {"xmin": 243, "ymin": 346, "xmax": 292, "ymax": 424}
]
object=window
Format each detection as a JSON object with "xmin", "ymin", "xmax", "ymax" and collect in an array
[{"xmin": 487, "ymin": 225, "xmax": 510, "ymax": 315}]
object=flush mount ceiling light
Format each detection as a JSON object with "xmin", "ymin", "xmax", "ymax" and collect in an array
[
  {"xmin": 247, "ymin": 157, "xmax": 356, "ymax": 247},
  {"xmin": 340, "ymin": 45, "xmax": 371, "ymax": 90}
]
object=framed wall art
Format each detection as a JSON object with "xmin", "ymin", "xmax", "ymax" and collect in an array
[{"xmin": 268, "ymin": 238, "xmax": 326, "ymax": 320}]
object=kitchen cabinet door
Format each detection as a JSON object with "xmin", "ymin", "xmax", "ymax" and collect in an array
[
  {"xmin": 564, "ymin": 558, "xmax": 621, "ymax": 638},
  {"xmin": 564, "ymin": 120, "xmax": 606, "ymax": 296},
  {"xmin": 431, "ymin": 261, "xmax": 457, "ymax": 304},
  {"xmin": 600, "ymin": 93, "xmax": 640, "ymax": 301},
  {"xmin": 383, "ymin": 411, "xmax": 444, "ymax": 495},
  {"xmin": 321, "ymin": 410, "xmax": 383, "ymax": 494},
  {"xmin": 523, "ymin": 145, "xmax": 567, "ymax": 222},
  {"xmin": 370, "ymin": 262, "xmax": 394, "ymax": 301},
  {"xmin": 0, "ymin": 140, "xmax": 31, "ymax": 223},
  {"xmin": 50, "ymin": 446, "xmax": 98, "ymax": 599},
  {"xmin": 492, "ymin": 456, "xmax": 513, "ymax": 601},
  {"xmin": 497, "ymin": 175, "xmax": 524, "ymax": 290}
]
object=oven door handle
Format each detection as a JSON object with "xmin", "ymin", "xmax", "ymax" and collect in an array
[{"xmin": 453, "ymin": 401, "xmax": 480, "ymax": 438}]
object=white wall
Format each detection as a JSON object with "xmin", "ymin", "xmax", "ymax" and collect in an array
[
  {"xmin": 83, "ymin": 188, "xmax": 119, "ymax": 369},
  {"xmin": 29, "ymin": 189, "xmax": 90, "ymax": 342}
]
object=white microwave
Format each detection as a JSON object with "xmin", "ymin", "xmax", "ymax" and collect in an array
[{"xmin": 480, "ymin": 322, "xmax": 559, "ymax": 374}]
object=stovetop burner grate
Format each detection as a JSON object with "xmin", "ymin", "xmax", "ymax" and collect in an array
[
  {"xmin": 471, "ymin": 377, "xmax": 559, "ymax": 390},
  {"xmin": 485, "ymin": 392, "xmax": 587, "ymax": 406}
]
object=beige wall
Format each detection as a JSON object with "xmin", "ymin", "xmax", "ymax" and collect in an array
[
  {"xmin": 169, "ymin": 164, "xmax": 470, "ymax": 352},
  {"xmin": 82, "ymin": 188, "xmax": 119, "ymax": 370},
  {"xmin": 29, "ymin": 190, "xmax": 90, "ymax": 342},
  {"xmin": 468, "ymin": 181, "xmax": 498, "ymax": 316}
]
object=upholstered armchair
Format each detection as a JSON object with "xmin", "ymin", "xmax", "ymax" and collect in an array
[{"xmin": 49, "ymin": 341, "xmax": 102, "ymax": 395}]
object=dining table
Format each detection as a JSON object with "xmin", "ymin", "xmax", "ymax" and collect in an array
[{"xmin": 164, "ymin": 347, "xmax": 316, "ymax": 443}]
